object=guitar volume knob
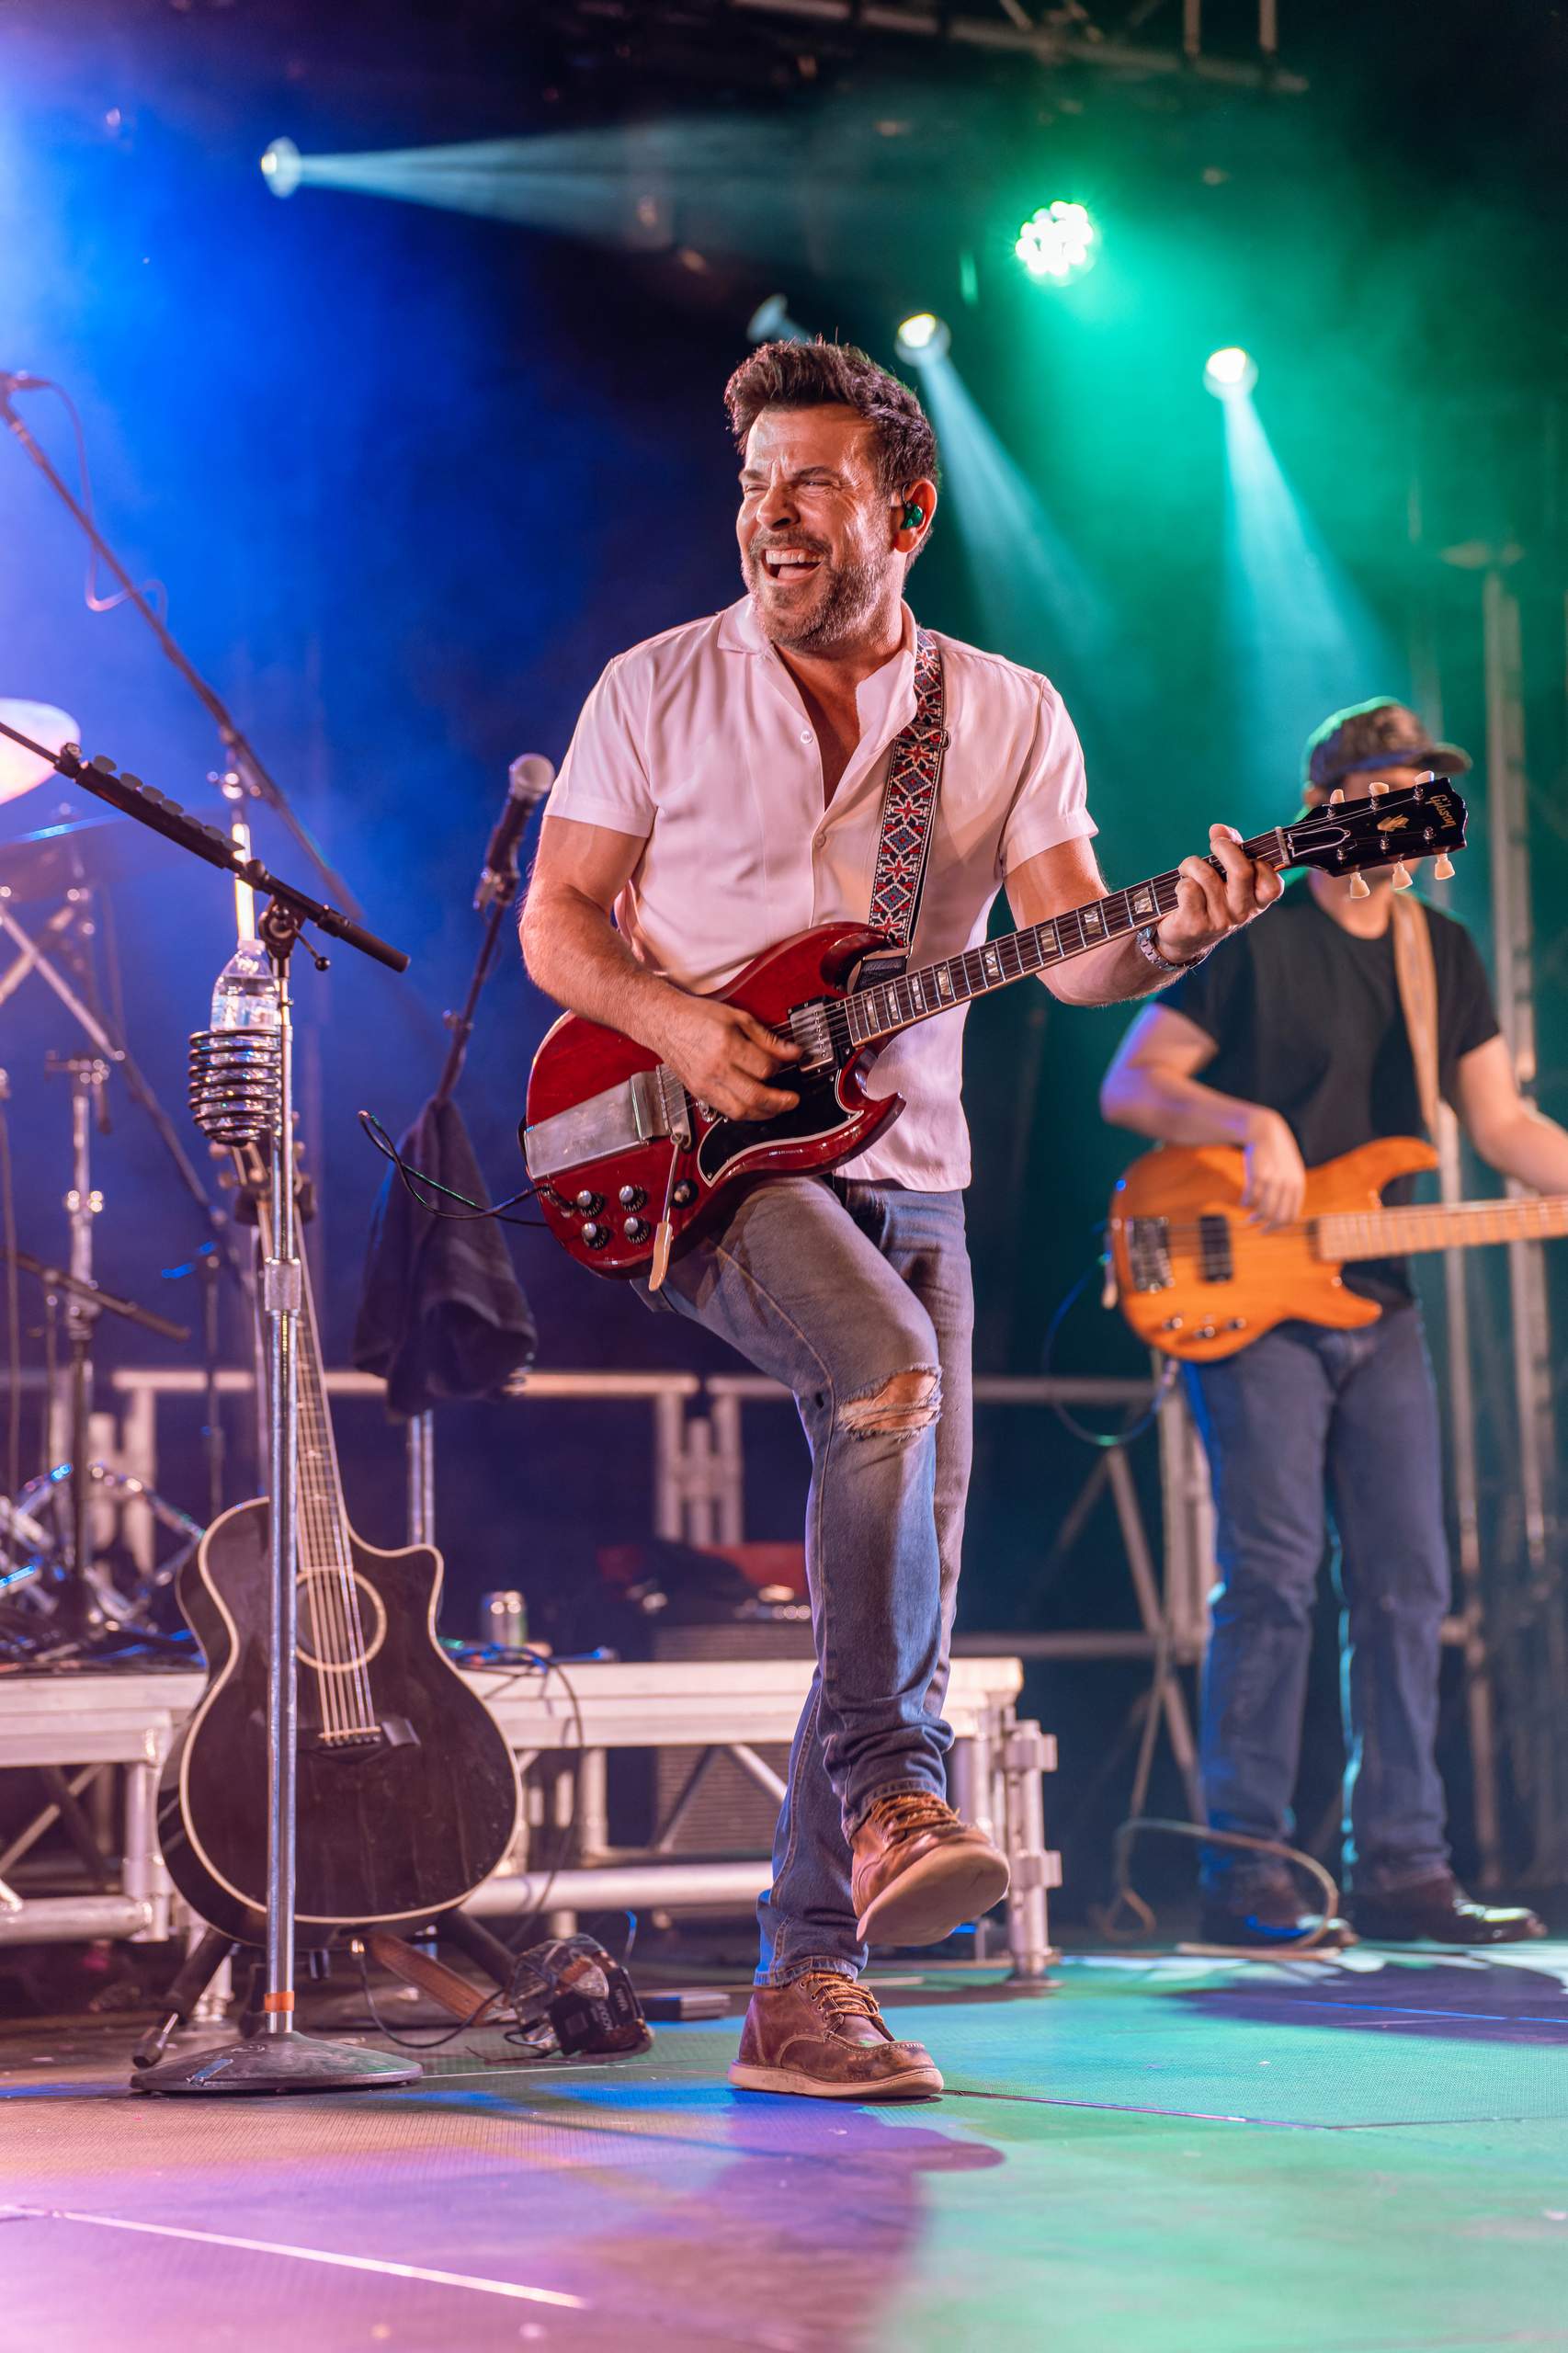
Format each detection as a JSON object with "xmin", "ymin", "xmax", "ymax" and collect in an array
[
  {"xmin": 574, "ymin": 1189, "xmax": 604, "ymax": 1215},
  {"xmin": 619, "ymin": 1184, "xmax": 647, "ymax": 1211},
  {"xmin": 623, "ymin": 1217, "xmax": 651, "ymax": 1244},
  {"xmin": 581, "ymin": 1222, "xmax": 609, "ymax": 1250}
]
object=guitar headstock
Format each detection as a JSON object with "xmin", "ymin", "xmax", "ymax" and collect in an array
[{"xmin": 1283, "ymin": 779, "xmax": 1468, "ymax": 886}]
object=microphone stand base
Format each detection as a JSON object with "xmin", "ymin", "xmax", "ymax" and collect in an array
[{"xmin": 131, "ymin": 2029, "xmax": 421, "ymax": 2097}]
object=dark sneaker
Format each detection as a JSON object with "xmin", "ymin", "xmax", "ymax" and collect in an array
[
  {"xmin": 1351, "ymin": 1873, "xmax": 1547, "ymax": 1946},
  {"xmin": 728, "ymin": 1972, "xmax": 943, "ymax": 2100},
  {"xmin": 1199, "ymin": 1876, "xmax": 1357, "ymax": 1952},
  {"xmin": 850, "ymin": 1791, "xmax": 1010, "ymax": 1947}
]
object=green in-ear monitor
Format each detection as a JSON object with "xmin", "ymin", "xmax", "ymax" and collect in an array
[{"xmin": 903, "ymin": 501, "xmax": 926, "ymax": 529}]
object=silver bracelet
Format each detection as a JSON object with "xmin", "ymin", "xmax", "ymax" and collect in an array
[{"xmin": 1134, "ymin": 922, "xmax": 1210, "ymax": 982}]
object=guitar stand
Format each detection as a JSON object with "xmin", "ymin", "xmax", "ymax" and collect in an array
[{"xmin": 131, "ymin": 1911, "xmax": 521, "ymax": 2074}]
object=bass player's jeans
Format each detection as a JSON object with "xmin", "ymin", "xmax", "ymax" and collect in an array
[
  {"xmin": 654, "ymin": 1175, "xmax": 973, "ymax": 1984},
  {"xmin": 1185, "ymin": 1302, "xmax": 1453, "ymax": 1899}
]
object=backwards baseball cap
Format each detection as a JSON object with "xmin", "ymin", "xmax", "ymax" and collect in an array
[{"xmin": 1303, "ymin": 697, "xmax": 1472, "ymax": 792}]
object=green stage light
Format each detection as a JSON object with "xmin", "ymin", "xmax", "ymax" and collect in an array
[
  {"xmin": 895, "ymin": 312, "xmax": 950, "ymax": 363},
  {"xmin": 1015, "ymin": 201, "xmax": 1096, "ymax": 284},
  {"xmin": 1204, "ymin": 346, "xmax": 1259, "ymax": 398}
]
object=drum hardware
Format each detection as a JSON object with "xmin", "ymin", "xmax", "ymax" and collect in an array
[
  {"xmin": 0, "ymin": 715, "xmax": 254, "ymax": 1604},
  {"xmin": 0, "ymin": 1245, "xmax": 191, "ymax": 1657}
]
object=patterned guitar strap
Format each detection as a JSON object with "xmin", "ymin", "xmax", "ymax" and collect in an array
[
  {"xmin": 651, "ymin": 631, "xmax": 945, "ymax": 1294},
  {"xmin": 861, "ymin": 628, "xmax": 949, "ymax": 982}
]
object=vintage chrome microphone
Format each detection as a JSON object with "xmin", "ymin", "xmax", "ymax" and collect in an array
[{"xmin": 188, "ymin": 949, "xmax": 285, "ymax": 1145}]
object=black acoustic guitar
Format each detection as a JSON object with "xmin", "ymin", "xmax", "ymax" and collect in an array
[{"xmin": 157, "ymin": 1166, "xmax": 520, "ymax": 1945}]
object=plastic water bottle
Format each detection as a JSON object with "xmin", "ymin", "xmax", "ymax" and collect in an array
[{"xmin": 210, "ymin": 939, "xmax": 278, "ymax": 1032}]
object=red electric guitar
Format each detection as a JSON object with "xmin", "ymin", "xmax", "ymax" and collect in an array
[{"xmin": 521, "ymin": 781, "xmax": 1468, "ymax": 1281}]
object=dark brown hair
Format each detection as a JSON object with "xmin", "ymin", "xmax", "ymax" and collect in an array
[{"xmin": 724, "ymin": 338, "xmax": 940, "ymax": 498}]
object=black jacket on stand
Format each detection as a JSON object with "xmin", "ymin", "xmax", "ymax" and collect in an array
[{"xmin": 352, "ymin": 1096, "xmax": 537, "ymax": 1417}]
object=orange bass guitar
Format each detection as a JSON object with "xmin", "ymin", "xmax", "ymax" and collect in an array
[{"xmin": 1108, "ymin": 1135, "xmax": 1568, "ymax": 1362}]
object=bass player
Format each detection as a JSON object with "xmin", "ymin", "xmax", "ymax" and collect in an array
[
  {"xmin": 1100, "ymin": 697, "xmax": 1565, "ymax": 1949},
  {"xmin": 521, "ymin": 336, "xmax": 1278, "ymax": 2097}
]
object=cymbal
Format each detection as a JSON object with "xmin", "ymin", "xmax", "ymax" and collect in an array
[
  {"xmin": 0, "ymin": 700, "xmax": 77, "ymax": 805},
  {"xmin": 0, "ymin": 804, "xmax": 231, "ymax": 904},
  {"xmin": 0, "ymin": 816, "xmax": 115, "ymax": 904}
]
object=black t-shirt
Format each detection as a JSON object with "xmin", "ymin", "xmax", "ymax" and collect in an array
[{"xmin": 1160, "ymin": 880, "xmax": 1500, "ymax": 1300}]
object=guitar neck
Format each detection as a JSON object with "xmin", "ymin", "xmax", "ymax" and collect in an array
[
  {"xmin": 251, "ymin": 1190, "xmax": 352, "ymax": 1570},
  {"xmin": 841, "ymin": 825, "xmax": 1291, "ymax": 1048},
  {"xmin": 1318, "ymin": 1194, "xmax": 1568, "ymax": 1265},
  {"xmin": 291, "ymin": 1255, "xmax": 354, "ymax": 1570}
]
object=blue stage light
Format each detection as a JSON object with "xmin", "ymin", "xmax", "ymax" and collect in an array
[{"xmin": 260, "ymin": 138, "xmax": 301, "ymax": 198}]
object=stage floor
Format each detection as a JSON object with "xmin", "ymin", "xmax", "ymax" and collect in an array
[{"xmin": 6, "ymin": 1945, "xmax": 1568, "ymax": 2350}]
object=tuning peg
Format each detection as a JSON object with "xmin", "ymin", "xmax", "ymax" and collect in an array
[
  {"xmin": 1328, "ymin": 788, "xmax": 1346, "ymax": 805},
  {"xmin": 1433, "ymin": 851, "xmax": 1456, "ymax": 881},
  {"xmin": 1391, "ymin": 861, "xmax": 1413, "ymax": 890},
  {"xmin": 1369, "ymin": 779, "xmax": 1389, "ymax": 797},
  {"xmin": 1348, "ymin": 871, "xmax": 1371, "ymax": 899}
]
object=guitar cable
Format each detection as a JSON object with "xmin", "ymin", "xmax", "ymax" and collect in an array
[
  {"xmin": 1042, "ymin": 1248, "xmax": 1180, "ymax": 1450},
  {"xmin": 357, "ymin": 1110, "xmax": 551, "ymax": 1229}
]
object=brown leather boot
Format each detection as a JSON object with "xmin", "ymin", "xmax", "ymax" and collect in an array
[
  {"xmin": 851, "ymin": 1791, "xmax": 1010, "ymax": 1947},
  {"xmin": 728, "ymin": 1972, "xmax": 943, "ymax": 2099}
]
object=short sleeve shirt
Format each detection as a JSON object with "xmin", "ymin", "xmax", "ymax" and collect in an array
[
  {"xmin": 1162, "ymin": 878, "xmax": 1501, "ymax": 1297},
  {"xmin": 545, "ymin": 596, "xmax": 1096, "ymax": 1190}
]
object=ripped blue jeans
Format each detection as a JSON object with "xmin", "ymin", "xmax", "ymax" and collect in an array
[{"xmin": 657, "ymin": 1176, "xmax": 973, "ymax": 1984}]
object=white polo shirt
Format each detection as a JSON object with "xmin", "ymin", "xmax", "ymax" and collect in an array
[{"xmin": 545, "ymin": 595, "xmax": 1096, "ymax": 1191}]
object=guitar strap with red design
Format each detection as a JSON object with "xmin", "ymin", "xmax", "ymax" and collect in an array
[{"xmin": 861, "ymin": 628, "xmax": 947, "ymax": 975}]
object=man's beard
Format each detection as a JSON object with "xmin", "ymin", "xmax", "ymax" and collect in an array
[{"xmin": 745, "ymin": 542, "xmax": 886, "ymax": 654}]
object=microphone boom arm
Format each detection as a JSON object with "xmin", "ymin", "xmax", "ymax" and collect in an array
[
  {"xmin": 0, "ymin": 379, "xmax": 361, "ymax": 916},
  {"xmin": 0, "ymin": 715, "xmax": 408, "ymax": 972}
]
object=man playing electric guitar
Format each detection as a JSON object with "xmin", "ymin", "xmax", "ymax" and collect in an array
[
  {"xmin": 1101, "ymin": 698, "xmax": 1568, "ymax": 1949},
  {"xmin": 522, "ymin": 337, "xmax": 1278, "ymax": 2097}
]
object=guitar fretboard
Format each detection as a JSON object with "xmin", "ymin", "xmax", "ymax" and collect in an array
[
  {"xmin": 1316, "ymin": 1195, "xmax": 1568, "ymax": 1264},
  {"xmin": 794, "ymin": 825, "xmax": 1290, "ymax": 1061}
]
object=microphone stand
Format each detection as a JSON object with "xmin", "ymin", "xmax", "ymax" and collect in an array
[
  {"xmin": 435, "ymin": 876, "xmax": 519, "ymax": 1108},
  {"xmin": 0, "ymin": 713, "xmax": 418, "ymax": 2097},
  {"xmin": 0, "ymin": 382, "xmax": 360, "ymax": 917}
]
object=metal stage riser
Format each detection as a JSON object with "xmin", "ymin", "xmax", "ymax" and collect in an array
[{"xmin": 0, "ymin": 1657, "xmax": 1060, "ymax": 1979}]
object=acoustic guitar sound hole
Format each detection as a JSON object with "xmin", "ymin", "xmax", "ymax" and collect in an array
[{"xmin": 295, "ymin": 1568, "xmax": 388, "ymax": 1675}]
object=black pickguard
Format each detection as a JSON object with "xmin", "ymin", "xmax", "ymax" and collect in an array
[
  {"xmin": 158, "ymin": 1499, "xmax": 519, "ymax": 1943},
  {"xmin": 695, "ymin": 1068, "xmax": 861, "ymax": 1184}
]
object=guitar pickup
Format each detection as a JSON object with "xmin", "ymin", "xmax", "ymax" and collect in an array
[{"xmin": 1197, "ymin": 1214, "xmax": 1234, "ymax": 1282}]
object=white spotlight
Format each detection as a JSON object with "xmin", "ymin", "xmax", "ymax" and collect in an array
[
  {"xmin": 894, "ymin": 312, "xmax": 950, "ymax": 365},
  {"xmin": 260, "ymin": 138, "xmax": 302, "ymax": 199},
  {"xmin": 1204, "ymin": 346, "xmax": 1259, "ymax": 399}
]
